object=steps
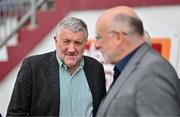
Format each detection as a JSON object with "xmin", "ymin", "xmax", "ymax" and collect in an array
[{"xmin": 0, "ymin": 18, "xmax": 18, "ymax": 62}]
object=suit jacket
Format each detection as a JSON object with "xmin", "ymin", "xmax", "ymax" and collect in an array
[
  {"xmin": 7, "ymin": 51, "xmax": 106, "ymax": 116},
  {"xmin": 97, "ymin": 43, "xmax": 180, "ymax": 116}
]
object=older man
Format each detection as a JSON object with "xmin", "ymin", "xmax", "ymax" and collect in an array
[
  {"xmin": 7, "ymin": 17, "xmax": 106, "ymax": 116},
  {"xmin": 95, "ymin": 6, "xmax": 180, "ymax": 116}
]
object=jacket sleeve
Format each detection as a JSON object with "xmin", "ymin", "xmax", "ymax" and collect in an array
[{"xmin": 6, "ymin": 58, "xmax": 32, "ymax": 116}]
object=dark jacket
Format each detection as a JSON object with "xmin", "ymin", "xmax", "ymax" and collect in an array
[{"xmin": 7, "ymin": 51, "xmax": 106, "ymax": 116}]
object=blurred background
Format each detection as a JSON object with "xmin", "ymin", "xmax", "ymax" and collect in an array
[{"xmin": 0, "ymin": 0, "xmax": 180, "ymax": 116}]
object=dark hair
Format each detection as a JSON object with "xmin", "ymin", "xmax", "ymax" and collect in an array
[{"xmin": 113, "ymin": 14, "xmax": 144, "ymax": 36}]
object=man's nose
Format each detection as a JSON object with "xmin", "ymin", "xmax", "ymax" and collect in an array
[{"xmin": 68, "ymin": 43, "xmax": 76, "ymax": 52}]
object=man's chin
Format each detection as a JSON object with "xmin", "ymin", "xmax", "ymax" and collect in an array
[
  {"xmin": 64, "ymin": 56, "xmax": 81, "ymax": 68},
  {"xmin": 103, "ymin": 54, "xmax": 111, "ymax": 63},
  {"xmin": 65, "ymin": 61, "xmax": 77, "ymax": 68}
]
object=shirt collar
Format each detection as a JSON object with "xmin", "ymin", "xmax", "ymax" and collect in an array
[{"xmin": 114, "ymin": 44, "xmax": 143, "ymax": 77}]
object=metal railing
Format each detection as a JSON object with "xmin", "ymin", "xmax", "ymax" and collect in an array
[{"xmin": 0, "ymin": 0, "xmax": 51, "ymax": 48}]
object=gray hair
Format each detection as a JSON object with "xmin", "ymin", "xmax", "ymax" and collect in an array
[
  {"xmin": 55, "ymin": 17, "xmax": 88, "ymax": 38},
  {"xmin": 112, "ymin": 14, "xmax": 144, "ymax": 37}
]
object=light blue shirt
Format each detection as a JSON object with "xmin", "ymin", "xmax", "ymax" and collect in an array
[{"xmin": 56, "ymin": 54, "xmax": 93, "ymax": 117}]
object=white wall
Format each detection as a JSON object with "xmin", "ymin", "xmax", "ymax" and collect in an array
[{"xmin": 0, "ymin": 5, "xmax": 180, "ymax": 116}]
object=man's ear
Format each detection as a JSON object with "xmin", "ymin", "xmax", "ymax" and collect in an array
[
  {"xmin": 54, "ymin": 36, "xmax": 57, "ymax": 42},
  {"xmin": 116, "ymin": 31, "xmax": 124, "ymax": 46},
  {"xmin": 54, "ymin": 36, "xmax": 58, "ymax": 46},
  {"xmin": 54, "ymin": 36, "xmax": 56, "ymax": 40},
  {"xmin": 85, "ymin": 39, "xmax": 88, "ymax": 43}
]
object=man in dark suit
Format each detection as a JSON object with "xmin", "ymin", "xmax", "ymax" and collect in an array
[
  {"xmin": 95, "ymin": 6, "xmax": 180, "ymax": 116},
  {"xmin": 7, "ymin": 17, "xmax": 106, "ymax": 116}
]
